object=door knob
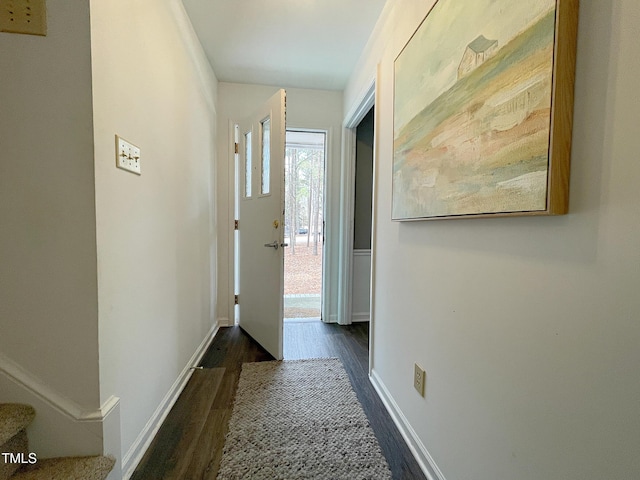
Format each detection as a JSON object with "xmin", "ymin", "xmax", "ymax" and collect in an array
[{"xmin": 264, "ymin": 241, "xmax": 279, "ymax": 250}]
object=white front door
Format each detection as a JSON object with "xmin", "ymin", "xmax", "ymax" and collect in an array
[{"xmin": 237, "ymin": 90, "xmax": 286, "ymax": 360}]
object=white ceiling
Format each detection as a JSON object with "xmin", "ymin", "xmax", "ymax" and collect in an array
[{"xmin": 181, "ymin": 0, "xmax": 388, "ymax": 91}]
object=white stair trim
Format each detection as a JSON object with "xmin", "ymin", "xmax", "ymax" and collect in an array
[
  {"xmin": 0, "ymin": 352, "xmax": 118, "ymax": 423},
  {"xmin": 369, "ymin": 369, "xmax": 447, "ymax": 480}
]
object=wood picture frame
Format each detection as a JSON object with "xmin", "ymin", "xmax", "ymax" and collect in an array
[{"xmin": 392, "ymin": 0, "xmax": 579, "ymax": 221}]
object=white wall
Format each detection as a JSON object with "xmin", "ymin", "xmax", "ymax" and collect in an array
[
  {"xmin": 216, "ymin": 83, "xmax": 343, "ymax": 324},
  {"xmin": 89, "ymin": 0, "xmax": 218, "ymax": 468},
  {"xmin": 351, "ymin": 251, "xmax": 371, "ymax": 322},
  {"xmin": 346, "ymin": 1, "xmax": 640, "ymax": 479},
  {"xmin": 0, "ymin": 0, "xmax": 100, "ymax": 411}
]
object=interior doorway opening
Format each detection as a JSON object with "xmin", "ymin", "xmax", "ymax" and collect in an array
[{"xmin": 284, "ymin": 130, "xmax": 326, "ymax": 322}]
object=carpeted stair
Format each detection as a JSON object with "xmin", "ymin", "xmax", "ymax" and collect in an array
[{"xmin": 0, "ymin": 403, "xmax": 114, "ymax": 480}]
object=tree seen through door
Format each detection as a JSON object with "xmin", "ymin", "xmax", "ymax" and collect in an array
[{"xmin": 284, "ymin": 130, "xmax": 325, "ymax": 320}]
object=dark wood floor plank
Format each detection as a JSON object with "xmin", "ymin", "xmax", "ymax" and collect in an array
[
  {"xmin": 131, "ymin": 368, "xmax": 225, "ymax": 480},
  {"xmin": 208, "ymin": 369, "xmax": 238, "ymax": 410},
  {"xmin": 283, "ymin": 320, "xmax": 336, "ymax": 359},
  {"xmin": 334, "ymin": 331, "xmax": 370, "ymax": 378},
  {"xmin": 182, "ymin": 408, "xmax": 231, "ymax": 480}
]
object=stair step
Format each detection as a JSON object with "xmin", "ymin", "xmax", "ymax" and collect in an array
[
  {"xmin": 12, "ymin": 456, "xmax": 115, "ymax": 480},
  {"xmin": 0, "ymin": 430, "xmax": 29, "ymax": 480},
  {"xmin": 0, "ymin": 405, "xmax": 35, "ymax": 446}
]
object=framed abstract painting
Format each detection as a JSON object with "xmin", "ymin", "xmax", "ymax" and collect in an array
[{"xmin": 392, "ymin": 0, "xmax": 579, "ymax": 220}]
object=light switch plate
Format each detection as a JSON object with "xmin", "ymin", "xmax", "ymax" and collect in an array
[
  {"xmin": 115, "ymin": 135, "xmax": 141, "ymax": 175},
  {"xmin": 0, "ymin": 0, "xmax": 47, "ymax": 36}
]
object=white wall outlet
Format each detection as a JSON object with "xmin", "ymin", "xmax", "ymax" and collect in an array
[
  {"xmin": 115, "ymin": 135, "xmax": 141, "ymax": 175},
  {"xmin": 0, "ymin": 0, "xmax": 47, "ymax": 36},
  {"xmin": 414, "ymin": 363, "xmax": 426, "ymax": 397}
]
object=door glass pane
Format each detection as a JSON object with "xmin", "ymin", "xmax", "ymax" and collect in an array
[
  {"xmin": 261, "ymin": 118, "xmax": 271, "ymax": 195},
  {"xmin": 244, "ymin": 131, "xmax": 252, "ymax": 198}
]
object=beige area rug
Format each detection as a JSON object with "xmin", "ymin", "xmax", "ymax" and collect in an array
[{"xmin": 217, "ymin": 359, "xmax": 392, "ymax": 480}]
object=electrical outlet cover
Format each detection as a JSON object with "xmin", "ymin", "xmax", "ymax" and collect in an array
[{"xmin": 414, "ymin": 363, "xmax": 426, "ymax": 397}]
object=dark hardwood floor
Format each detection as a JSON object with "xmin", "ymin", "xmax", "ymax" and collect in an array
[{"xmin": 131, "ymin": 321, "xmax": 426, "ymax": 479}]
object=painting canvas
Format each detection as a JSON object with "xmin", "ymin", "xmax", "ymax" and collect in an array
[{"xmin": 392, "ymin": 0, "xmax": 577, "ymax": 220}]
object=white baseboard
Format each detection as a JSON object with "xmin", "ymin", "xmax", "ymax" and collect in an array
[
  {"xmin": 369, "ymin": 370, "xmax": 446, "ymax": 480},
  {"xmin": 351, "ymin": 312, "xmax": 370, "ymax": 322},
  {"xmin": 217, "ymin": 317, "xmax": 231, "ymax": 327},
  {"xmin": 325, "ymin": 313, "xmax": 369, "ymax": 324},
  {"xmin": 122, "ymin": 321, "xmax": 220, "ymax": 479}
]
